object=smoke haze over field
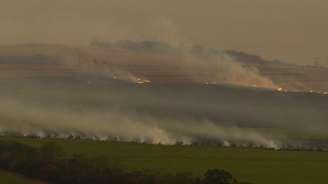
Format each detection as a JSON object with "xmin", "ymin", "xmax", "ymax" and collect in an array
[
  {"xmin": 1, "ymin": 1, "xmax": 328, "ymax": 150},
  {"xmin": 0, "ymin": 78, "xmax": 327, "ymax": 150},
  {"xmin": 0, "ymin": 97, "xmax": 279, "ymax": 148},
  {"xmin": 1, "ymin": 0, "xmax": 328, "ymax": 64}
]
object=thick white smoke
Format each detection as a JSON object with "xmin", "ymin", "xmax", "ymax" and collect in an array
[
  {"xmin": 0, "ymin": 97, "xmax": 280, "ymax": 149},
  {"xmin": 179, "ymin": 51, "xmax": 277, "ymax": 89},
  {"xmin": 59, "ymin": 41, "xmax": 278, "ymax": 89}
]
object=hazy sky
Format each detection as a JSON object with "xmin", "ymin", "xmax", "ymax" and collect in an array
[{"xmin": 1, "ymin": 0, "xmax": 328, "ymax": 64}]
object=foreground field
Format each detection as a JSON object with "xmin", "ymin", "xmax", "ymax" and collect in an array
[
  {"xmin": 3, "ymin": 137, "xmax": 328, "ymax": 184},
  {"xmin": 0, "ymin": 170, "xmax": 45, "ymax": 184}
]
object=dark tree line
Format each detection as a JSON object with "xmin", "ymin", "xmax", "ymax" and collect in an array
[{"xmin": 0, "ymin": 140, "xmax": 251, "ymax": 184}]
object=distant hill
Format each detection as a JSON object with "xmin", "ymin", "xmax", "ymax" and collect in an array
[
  {"xmin": 0, "ymin": 42, "xmax": 328, "ymax": 92},
  {"xmin": 225, "ymin": 49, "xmax": 328, "ymax": 92}
]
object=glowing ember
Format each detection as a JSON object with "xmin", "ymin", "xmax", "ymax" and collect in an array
[
  {"xmin": 277, "ymin": 88, "xmax": 283, "ymax": 92},
  {"xmin": 135, "ymin": 78, "xmax": 151, "ymax": 85},
  {"xmin": 143, "ymin": 79, "xmax": 151, "ymax": 83}
]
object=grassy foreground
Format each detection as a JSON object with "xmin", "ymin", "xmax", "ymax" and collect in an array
[
  {"xmin": 2, "ymin": 137, "xmax": 328, "ymax": 184},
  {"xmin": 0, "ymin": 170, "xmax": 45, "ymax": 184}
]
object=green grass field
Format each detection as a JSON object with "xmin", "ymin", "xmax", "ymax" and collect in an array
[{"xmin": 2, "ymin": 137, "xmax": 328, "ymax": 184}]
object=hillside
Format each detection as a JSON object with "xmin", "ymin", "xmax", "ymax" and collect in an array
[{"xmin": 0, "ymin": 43, "xmax": 328, "ymax": 92}]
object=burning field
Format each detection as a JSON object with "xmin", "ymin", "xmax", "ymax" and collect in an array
[{"xmin": 0, "ymin": 42, "xmax": 328, "ymax": 150}]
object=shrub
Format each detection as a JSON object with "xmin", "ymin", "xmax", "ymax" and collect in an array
[{"xmin": 203, "ymin": 169, "xmax": 236, "ymax": 184}]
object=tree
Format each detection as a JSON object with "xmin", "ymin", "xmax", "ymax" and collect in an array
[{"xmin": 203, "ymin": 169, "xmax": 235, "ymax": 184}]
